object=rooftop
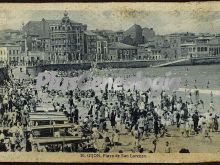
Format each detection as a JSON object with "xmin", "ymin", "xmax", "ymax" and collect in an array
[
  {"xmin": 180, "ymin": 43, "xmax": 196, "ymax": 46},
  {"xmin": 97, "ymin": 35, "xmax": 106, "ymax": 41},
  {"xmin": 23, "ymin": 12, "xmax": 84, "ymax": 38},
  {"xmin": 0, "ymin": 43, "xmax": 20, "ymax": 47},
  {"xmin": 84, "ymin": 30, "xmax": 97, "ymax": 36},
  {"xmin": 109, "ymin": 42, "xmax": 137, "ymax": 49}
]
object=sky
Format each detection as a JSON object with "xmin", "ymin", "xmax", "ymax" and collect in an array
[{"xmin": 1, "ymin": 9, "xmax": 220, "ymax": 35}]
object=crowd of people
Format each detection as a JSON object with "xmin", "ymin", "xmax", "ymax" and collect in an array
[{"xmin": 0, "ymin": 67, "xmax": 219, "ymax": 153}]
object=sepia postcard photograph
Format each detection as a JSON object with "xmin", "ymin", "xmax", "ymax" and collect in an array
[{"xmin": 0, "ymin": 2, "xmax": 220, "ymax": 163}]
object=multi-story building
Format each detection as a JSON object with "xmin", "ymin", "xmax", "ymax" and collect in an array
[
  {"xmin": 0, "ymin": 29, "xmax": 22, "ymax": 45},
  {"xmin": 142, "ymin": 27, "xmax": 155, "ymax": 43},
  {"xmin": 49, "ymin": 12, "xmax": 87, "ymax": 63},
  {"xmin": 22, "ymin": 11, "xmax": 87, "ymax": 64},
  {"xmin": 208, "ymin": 38, "xmax": 220, "ymax": 56},
  {"xmin": 149, "ymin": 48, "xmax": 162, "ymax": 60},
  {"xmin": 84, "ymin": 31, "xmax": 108, "ymax": 61},
  {"xmin": 124, "ymin": 24, "xmax": 144, "ymax": 46},
  {"xmin": 0, "ymin": 47, "xmax": 8, "ymax": 65},
  {"xmin": 0, "ymin": 44, "xmax": 21, "ymax": 65},
  {"xmin": 180, "ymin": 37, "xmax": 220, "ymax": 58},
  {"xmin": 22, "ymin": 18, "xmax": 50, "ymax": 53},
  {"xmin": 92, "ymin": 30, "xmax": 124, "ymax": 44},
  {"xmin": 138, "ymin": 36, "xmax": 174, "ymax": 60},
  {"xmin": 137, "ymin": 44, "xmax": 162, "ymax": 60},
  {"xmin": 115, "ymin": 31, "xmax": 124, "ymax": 42},
  {"xmin": 195, "ymin": 37, "xmax": 212, "ymax": 58},
  {"xmin": 96, "ymin": 36, "xmax": 108, "ymax": 61},
  {"xmin": 137, "ymin": 44, "xmax": 151, "ymax": 60},
  {"xmin": 148, "ymin": 35, "xmax": 169, "ymax": 48},
  {"xmin": 165, "ymin": 32, "xmax": 196, "ymax": 58},
  {"xmin": 180, "ymin": 43, "xmax": 197, "ymax": 58},
  {"xmin": 84, "ymin": 31, "xmax": 97, "ymax": 61},
  {"xmin": 108, "ymin": 42, "xmax": 137, "ymax": 61}
]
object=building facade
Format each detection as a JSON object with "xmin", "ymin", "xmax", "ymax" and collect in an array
[
  {"xmin": 108, "ymin": 42, "xmax": 137, "ymax": 61},
  {"xmin": 165, "ymin": 32, "xmax": 196, "ymax": 59},
  {"xmin": 84, "ymin": 31, "xmax": 98, "ymax": 61},
  {"xmin": 22, "ymin": 12, "xmax": 87, "ymax": 64},
  {"xmin": 0, "ymin": 47, "xmax": 8, "ymax": 65},
  {"xmin": 124, "ymin": 24, "xmax": 144, "ymax": 46},
  {"xmin": 208, "ymin": 38, "xmax": 220, "ymax": 56},
  {"xmin": 195, "ymin": 37, "xmax": 211, "ymax": 58},
  {"xmin": 84, "ymin": 31, "xmax": 108, "ymax": 61},
  {"xmin": 115, "ymin": 31, "xmax": 124, "ymax": 42},
  {"xmin": 49, "ymin": 12, "xmax": 87, "ymax": 63},
  {"xmin": 142, "ymin": 27, "xmax": 155, "ymax": 43},
  {"xmin": 0, "ymin": 44, "xmax": 21, "ymax": 65},
  {"xmin": 180, "ymin": 43, "xmax": 197, "ymax": 58},
  {"xmin": 96, "ymin": 36, "xmax": 108, "ymax": 61}
]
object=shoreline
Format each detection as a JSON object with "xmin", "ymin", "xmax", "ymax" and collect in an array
[{"xmin": 177, "ymin": 88, "xmax": 220, "ymax": 96}]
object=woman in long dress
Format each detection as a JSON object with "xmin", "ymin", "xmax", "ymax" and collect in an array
[{"xmin": 110, "ymin": 110, "xmax": 116, "ymax": 132}]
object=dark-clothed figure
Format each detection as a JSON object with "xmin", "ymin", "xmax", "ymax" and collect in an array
[{"xmin": 192, "ymin": 111, "xmax": 199, "ymax": 134}]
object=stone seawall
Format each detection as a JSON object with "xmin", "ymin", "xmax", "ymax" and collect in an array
[
  {"xmin": 192, "ymin": 56, "xmax": 220, "ymax": 65},
  {"xmin": 26, "ymin": 57, "xmax": 220, "ymax": 77},
  {"xmin": 97, "ymin": 60, "xmax": 168, "ymax": 68},
  {"xmin": 27, "ymin": 60, "xmax": 168, "ymax": 76},
  {"xmin": 153, "ymin": 56, "xmax": 220, "ymax": 67},
  {"xmin": 166, "ymin": 56, "xmax": 220, "ymax": 67},
  {"xmin": 27, "ymin": 63, "xmax": 91, "ymax": 77}
]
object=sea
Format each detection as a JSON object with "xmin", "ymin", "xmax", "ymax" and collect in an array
[{"xmin": 97, "ymin": 64, "xmax": 220, "ymax": 114}]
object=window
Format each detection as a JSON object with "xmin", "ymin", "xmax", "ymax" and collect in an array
[
  {"xmin": 103, "ymin": 41, "xmax": 107, "ymax": 47},
  {"xmin": 9, "ymin": 50, "xmax": 11, "ymax": 55},
  {"xmin": 17, "ymin": 50, "xmax": 19, "ymax": 54},
  {"xmin": 197, "ymin": 47, "xmax": 200, "ymax": 52},
  {"xmin": 204, "ymin": 47, "xmax": 207, "ymax": 51},
  {"xmin": 97, "ymin": 41, "xmax": 101, "ymax": 47},
  {"xmin": 104, "ymin": 48, "xmax": 107, "ymax": 54}
]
